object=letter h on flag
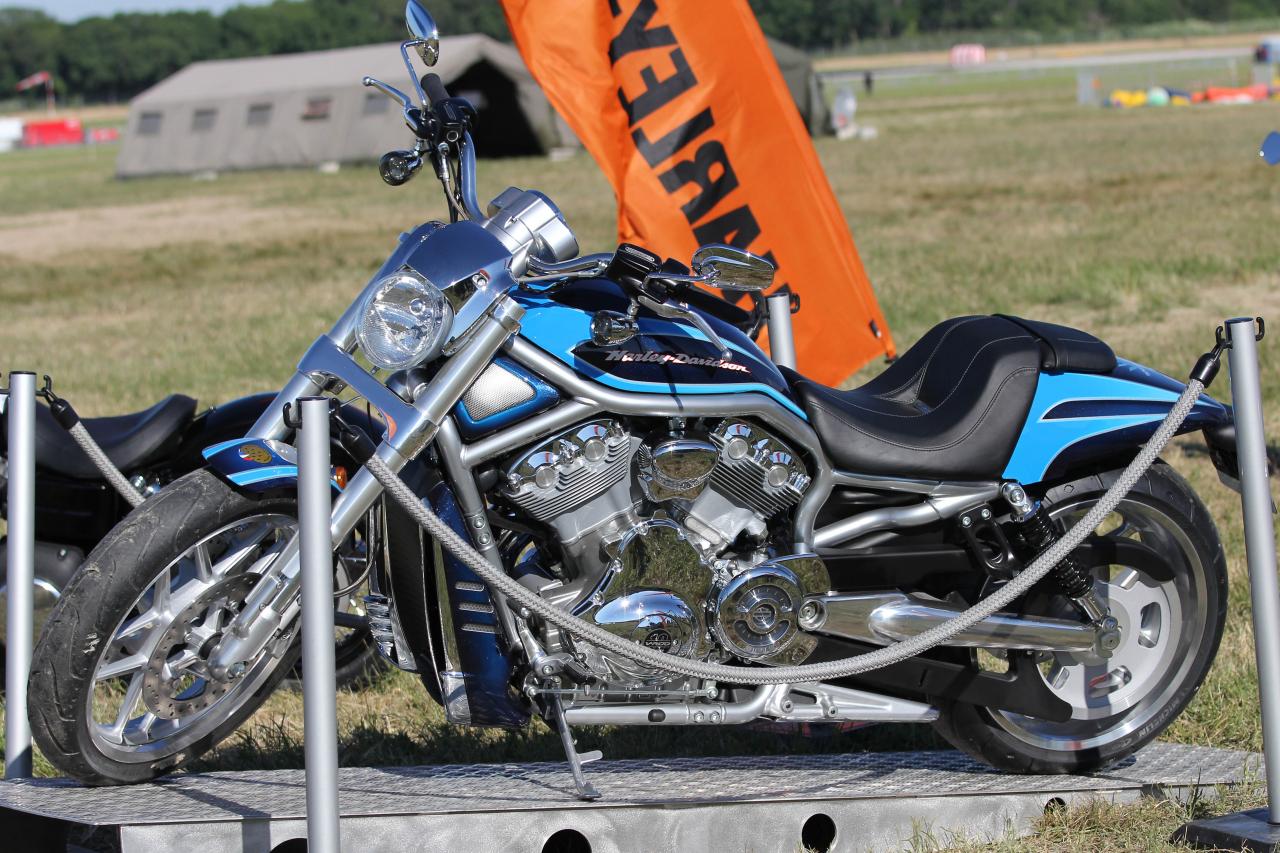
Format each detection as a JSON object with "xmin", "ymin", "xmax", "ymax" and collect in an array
[{"xmin": 501, "ymin": 0, "xmax": 895, "ymax": 384}]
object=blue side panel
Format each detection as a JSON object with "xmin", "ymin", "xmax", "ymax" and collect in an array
[
  {"xmin": 452, "ymin": 356, "xmax": 560, "ymax": 440},
  {"xmin": 513, "ymin": 280, "xmax": 808, "ymax": 421},
  {"xmin": 428, "ymin": 481, "xmax": 529, "ymax": 728},
  {"xmin": 202, "ymin": 438, "xmax": 341, "ymax": 493},
  {"xmin": 1003, "ymin": 358, "xmax": 1230, "ymax": 485}
]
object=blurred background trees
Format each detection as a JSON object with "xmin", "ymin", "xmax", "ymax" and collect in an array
[{"xmin": 4, "ymin": 0, "xmax": 1280, "ymax": 103}]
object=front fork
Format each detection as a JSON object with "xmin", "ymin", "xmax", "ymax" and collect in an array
[{"xmin": 207, "ymin": 296, "xmax": 527, "ymax": 680}]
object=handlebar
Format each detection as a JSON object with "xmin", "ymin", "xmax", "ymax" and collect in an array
[
  {"xmin": 368, "ymin": 48, "xmax": 484, "ymax": 221},
  {"xmin": 422, "ymin": 72, "xmax": 450, "ymax": 105}
]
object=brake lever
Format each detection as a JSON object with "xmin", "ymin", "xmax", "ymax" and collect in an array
[
  {"xmin": 635, "ymin": 292, "xmax": 732, "ymax": 359},
  {"xmin": 363, "ymin": 76, "xmax": 412, "ymax": 110},
  {"xmin": 516, "ymin": 256, "xmax": 611, "ymax": 290}
]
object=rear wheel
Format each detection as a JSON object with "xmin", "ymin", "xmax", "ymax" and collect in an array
[
  {"xmin": 30, "ymin": 470, "xmax": 302, "ymax": 785},
  {"xmin": 932, "ymin": 461, "xmax": 1227, "ymax": 773}
]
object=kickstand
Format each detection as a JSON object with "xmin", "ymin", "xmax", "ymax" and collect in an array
[{"xmin": 548, "ymin": 695, "xmax": 602, "ymax": 801}]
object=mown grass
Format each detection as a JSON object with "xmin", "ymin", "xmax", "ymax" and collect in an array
[{"xmin": 2, "ymin": 66, "xmax": 1279, "ymax": 849}]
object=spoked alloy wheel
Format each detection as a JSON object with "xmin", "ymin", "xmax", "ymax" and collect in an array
[
  {"xmin": 88, "ymin": 514, "xmax": 296, "ymax": 763},
  {"xmin": 933, "ymin": 462, "xmax": 1226, "ymax": 773},
  {"xmin": 30, "ymin": 470, "xmax": 305, "ymax": 785},
  {"xmin": 991, "ymin": 498, "xmax": 1200, "ymax": 751},
  {"xmin": 284, "ymin": 525, "xmax": 387, "ymax": 690}
]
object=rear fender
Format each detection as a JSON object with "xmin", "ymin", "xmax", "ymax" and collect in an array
[{"xmin": 1003, "ymin": 358, "xmax": 1231, "ymax": 486}]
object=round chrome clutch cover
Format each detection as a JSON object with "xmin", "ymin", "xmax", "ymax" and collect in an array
[{"xmin": 714, "ymin": 565, "xmax": 805, "ymax": 660}]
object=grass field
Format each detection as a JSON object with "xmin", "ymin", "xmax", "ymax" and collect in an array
[{"xmin": 3, "ymin": 65, "xmax": 1280, "ymax": 850}]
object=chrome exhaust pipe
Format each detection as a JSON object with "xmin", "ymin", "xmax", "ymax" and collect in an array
[{"xmin": 807, "ymin": 592, "xmax": 1100, "ymax": 654}]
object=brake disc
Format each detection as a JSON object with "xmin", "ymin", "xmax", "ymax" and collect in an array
[{"xmin": 142, "ymin": 574, "xmax": 257, "ymax": 720}]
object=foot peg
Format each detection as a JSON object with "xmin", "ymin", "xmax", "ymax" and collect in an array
[{"xmin": 548, "ymin": 695, "xmax": 601, "ymax": 801}]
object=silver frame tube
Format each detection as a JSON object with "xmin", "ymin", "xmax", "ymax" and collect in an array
[
  {"xmin": 563, "ymin": 684, "xmax": 788, "ymax": 726},
  {"xmin": 1226, "ymin": 316, "xmax": 1280, "ymax": 824},
  {"xmin": 297, "ymin": 397, "xmax": 341, "ymax": 853},
  {"xmin": 766, "ymin": 292, "xmax": 797, "ymax": 370},
  {"xmin": 4, "ymin": 372, "xmax": 34, "ymax": 779}
]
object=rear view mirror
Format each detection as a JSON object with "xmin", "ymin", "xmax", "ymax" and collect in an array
[
  {"xmin": 691, "ymin": 245, "xmax": 775, "ymax": 292},
  {"xmin": 405, "ymin": 0, "xmax": 440, "ymax": 66},
  {"xmin": 1261, "ymin": 131, "xmax": 1280, "ymax": 165}
]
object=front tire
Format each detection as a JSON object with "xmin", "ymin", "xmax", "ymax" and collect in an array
[
  {"xmin": 932, "ymin": 460, "xmax": 1227, "ymax": 773},
  {"xmin": 29, "ymin": 470, "xmax": 301, "ymax": 785}
]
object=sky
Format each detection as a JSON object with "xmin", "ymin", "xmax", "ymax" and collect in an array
[{"xmin": 32, "ymin": 0, "xmax": 271, "ymax": 22}]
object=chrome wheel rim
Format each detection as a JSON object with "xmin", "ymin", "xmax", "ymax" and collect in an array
[
  {"xmin": 990, "ymin": 497, "xmax": 1207, "ymax": 752},
  {"xmin": 86, "ymin": 513, "xmax": 297, "ymax": 762}
]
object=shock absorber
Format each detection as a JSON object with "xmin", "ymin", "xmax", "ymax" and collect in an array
[{"xmin": 1001, "ymin": 482, "xmax": 1121, "ymax": 654}]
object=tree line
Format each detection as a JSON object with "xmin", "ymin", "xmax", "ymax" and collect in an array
[{"xmin": 2, "ymin": 0, "xmax": 1279, "ymax": 103}]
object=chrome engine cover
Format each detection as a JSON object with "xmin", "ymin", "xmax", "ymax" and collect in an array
[
  {"xmin": 636, "ymin": 433, "xmax": 718, "ymax": 503},
  {"xmin": 712, "ymin": 554, "xmax": 831, "ymax": 666},
  {"xmin": 572, "ymin": 518, "xmax": 715, "ymax": 686},
  {"xmin": 503, "ymin": 417, "xmax": 824, "ymax": 690}
]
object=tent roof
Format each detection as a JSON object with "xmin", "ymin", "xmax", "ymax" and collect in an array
[{"xmin": 133, "ymin": 34, "xmax": 525, "ymax": 106}]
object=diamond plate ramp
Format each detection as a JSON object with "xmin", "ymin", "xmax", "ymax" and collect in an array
[{"xmin": 0, "ymin": 742, "xmax": 1256, "ymax": 852}]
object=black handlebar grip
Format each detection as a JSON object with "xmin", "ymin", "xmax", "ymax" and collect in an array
[{"xmin": 422, "ymin": 73, "xmax": 450, "ymax": 105}]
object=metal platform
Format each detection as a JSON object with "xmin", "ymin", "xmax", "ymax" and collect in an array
[{"xmin": 0, "ymin": 742, "xmax": 1256, "ymax": 853}]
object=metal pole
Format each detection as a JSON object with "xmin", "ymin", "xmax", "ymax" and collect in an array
[
  {"xmin": 766, "ymin": 291, "xmax": 797, "ymax": 371},
  {"xmin": 298, "ymin": 397, "xmax": 340, "ymax": 851},
  {"xmin": 5, "ymin": 372, "xmax": 35, "ymax": 779},
  {"xmin": 1226, "ymin": 317, "xmax": 1280, "ymax": 824}
]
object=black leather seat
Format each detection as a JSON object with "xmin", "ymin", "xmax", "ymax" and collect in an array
[
  {"xmin": 4, "ymin": 395, "xmax": 197, "ymax": 480},
  {"xmin": 784, "ymin": 315, "xmax": 1115, "ymax": 481}
]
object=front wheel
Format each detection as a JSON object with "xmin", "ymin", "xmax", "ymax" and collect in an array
[
  {"xmin": 29, "ymin": 470, "xmax": 302, "ymax": 785},
  {"xmin": 932, "ymin": 460, "xmax": 1227, "ymax": 773}
]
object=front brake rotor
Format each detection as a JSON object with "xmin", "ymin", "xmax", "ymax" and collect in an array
[{"xmin": 142, "ymin": 574, "xmax": 257, "ymax": 719}]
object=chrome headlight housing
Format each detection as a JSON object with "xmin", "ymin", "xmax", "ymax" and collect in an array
[{"xmin": 356, "ymin": 270, "xmax": 453, "ymax": 371}]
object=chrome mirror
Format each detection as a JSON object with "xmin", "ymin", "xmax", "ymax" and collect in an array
[
  {"xmin": 405, "ymin": 0, "xmax": 440, "ymax": 66},
  {"xmin": 1262, "ymin": 131, "xmax": 1280, "ymax": 166},
  {"xmin": 691, "ymin": 244, "xmax": 775, "ymax": 292}
]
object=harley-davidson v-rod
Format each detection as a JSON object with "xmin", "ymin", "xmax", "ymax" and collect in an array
[{"xmin": 30, "ymin": 3, "xmax": 1238, "ymax": 787}]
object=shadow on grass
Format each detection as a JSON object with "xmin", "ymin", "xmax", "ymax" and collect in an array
[{"xmin": 188, "ymin": 714, "xmax": 950, "ymax": 775}]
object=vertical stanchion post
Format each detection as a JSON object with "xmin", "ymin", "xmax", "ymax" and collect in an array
[
  {"xmin": 5, "ymin": 371, "xmax": 35, "ymax": 779},
  {"xmin": 1228, "ymin": 316, "xmax": 1280, "ymax": 823},
  {"xmin": 297, "ymin": 397, "xmax": 340, "ymax": 852},
  {"xmin": 1177, "ymin": 316, "xmax": 1280, "ymax": 848},
  {"xmin": 766, "ymin": 291, "xmax": 797, "ymax": 371}
]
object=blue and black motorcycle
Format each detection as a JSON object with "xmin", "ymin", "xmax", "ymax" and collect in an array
[{"xmin": 30, "ymin": 3, "xmax": 1238, "ymax": 786}]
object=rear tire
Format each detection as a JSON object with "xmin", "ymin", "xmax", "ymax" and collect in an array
[
  {"xmin": 29, "ymin": 470, "xmax": 301, "ymax": 785},
  {"xmin": 932, "ymin": 460, "xmax": 1227, "ymax": 773}
]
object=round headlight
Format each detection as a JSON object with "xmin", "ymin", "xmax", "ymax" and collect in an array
[{"xmin": 356, "ymin": 270, "xmax": 453, "ymax": 370}]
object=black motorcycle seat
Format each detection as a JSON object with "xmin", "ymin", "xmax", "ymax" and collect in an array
[
  {"xmin": 784, "ymin": 315, "xmax": 1114, "ymax": 481},
  {"xmin": 20, "ymin": 394, "xmax": 197, "ymax": 480}
]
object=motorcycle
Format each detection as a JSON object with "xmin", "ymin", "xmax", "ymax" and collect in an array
[
  {"xmin": 0, "ymin": 387, "xmax": 386, "ymax": 689},
  {"xmin": 29, "ymin": 1, "xmax": 1240, "ymax": 787}
]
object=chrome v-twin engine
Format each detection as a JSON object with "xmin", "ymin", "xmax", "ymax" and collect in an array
[{"xmin": 500, "ymin": 418, "xmax": 826, "ymax": 691}]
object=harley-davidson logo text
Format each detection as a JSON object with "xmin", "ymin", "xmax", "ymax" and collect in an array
[{"xmin": 604, "ymin": 350, "xmax": 749, "ymax": 373}]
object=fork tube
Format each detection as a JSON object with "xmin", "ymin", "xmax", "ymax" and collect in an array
[
  {"xmin": 766, "ymin": 292, "xmax": 797, "ymax": 370},
  {"xmin": 5, "ymin": 372, "xmax": 35, "ymax": 779},
  {"xmin": 250, "ymin": 370, "xmax": 325, "ymax": 440},
  {"xmin": 297, "ymin": 398, "xmax": 341, "ymax": 852},
  {"xmin": 209, "ymin": 298, "xmax": 525, "ymax": 678}
]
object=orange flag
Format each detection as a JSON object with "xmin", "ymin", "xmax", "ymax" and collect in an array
[{"xmin": 501, "ymin": 0, "xmax": 895, "ymax": 383}]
